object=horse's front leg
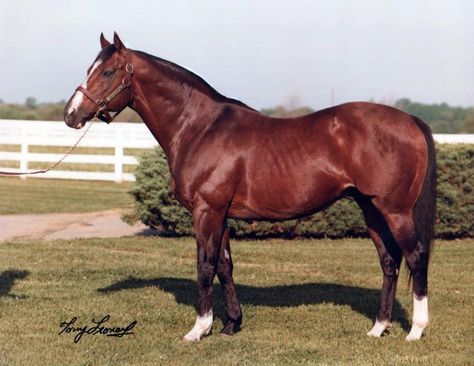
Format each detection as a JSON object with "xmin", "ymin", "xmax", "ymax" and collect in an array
[{"xmin": 183, "ymin": 196, "xmax": 227, "ymax": 341}]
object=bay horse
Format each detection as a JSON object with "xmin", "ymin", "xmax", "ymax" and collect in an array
[{"xmin": 64, "ymin": 33, "xmax": 436, "ymax": 342}]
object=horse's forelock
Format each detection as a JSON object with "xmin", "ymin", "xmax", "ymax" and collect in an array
[
  {"xmin": 97, "ymin": 45, "xmax": 117, "ymax": 64},
  {"xmin": 87, "ymin": 45, "xmax": 116, "ymax": 75}
]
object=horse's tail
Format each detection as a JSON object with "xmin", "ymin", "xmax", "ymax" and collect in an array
[{"xmin": 410, "ymin": 115, "xmax": 437, "ymax": 281}]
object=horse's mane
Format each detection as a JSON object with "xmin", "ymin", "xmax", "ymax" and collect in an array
[{"xmin": 132, "ymin": 50, "xmax": 256, "ymax": 111}]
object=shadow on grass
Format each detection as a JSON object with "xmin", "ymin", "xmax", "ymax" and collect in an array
[
  {"xmin": 98, "ymin": 276, "xmax": 410, "ymax": 331},
  {"xmin": 0, "ymin": 269, "xmax": 29, "ymax": 300}
]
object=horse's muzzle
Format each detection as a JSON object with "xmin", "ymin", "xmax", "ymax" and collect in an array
[{"xmin": 64, "ymin": 108, "xmax": 85, "ymax": 129}]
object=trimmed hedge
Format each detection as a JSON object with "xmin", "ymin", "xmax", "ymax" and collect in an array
[{"xmin": 125, "ymin": 144, "xmax": 473, "ymax": 239}]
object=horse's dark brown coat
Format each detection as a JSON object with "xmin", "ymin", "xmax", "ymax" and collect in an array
[{"xmin": 64, "ymin": 34, "xmax": 436, "ymax": 337}]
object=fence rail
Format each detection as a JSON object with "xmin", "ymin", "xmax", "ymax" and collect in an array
[
  {"xmin": 0, "ymin": 119, "xmax": 473, "ymax": 182},
  {"xmin": 432, "ymin": 134, "xmax": 474, "ymax": 144},
  {"xmin": 0, "ymin": 120, "xmax": 156, "ymax": 182}
]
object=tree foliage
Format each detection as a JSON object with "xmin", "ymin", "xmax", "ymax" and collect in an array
[
  {"xmin": 260, "ymin": 105, "xmax": 314, "ymax": 118},
  {"xmin": 394, "ymin": 98, "xmax": 473, "ymax": 133},
  {"xmin": 25, "ymin": 97, "xmax": 37, "ymax": 109}
]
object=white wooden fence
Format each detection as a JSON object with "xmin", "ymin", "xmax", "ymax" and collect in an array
[
  {"xmin": 0, "ymin": 119, "xmax": 473, "ymax": 182},
  {"xmin": 0, "ymin": 120, "xmax": 157, "ymax": 182},
  {"xmin": 432, "ymin": 134, "xmax": 474, "ymax": 144}
]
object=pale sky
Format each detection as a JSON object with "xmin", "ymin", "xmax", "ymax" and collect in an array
[{"xmin": 0, "ymin": 0, "xmax": 473, "ymax": 110}]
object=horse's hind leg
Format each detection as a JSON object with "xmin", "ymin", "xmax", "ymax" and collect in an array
[
  {"xmin": 216, "ymin": 226, "xmax": 242, "ymax": 335},
  {"xmin": 356, "ymin": 195, "xmax": 402, "ymax": 337},
  {"xmin": 382, "ymin": 212, "xmax": 430, "ymax": 341}
]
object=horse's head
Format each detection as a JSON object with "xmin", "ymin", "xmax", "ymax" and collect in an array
[{"xmin": 64, "ymin": 32, "xmax": 134, "ymax": 129}]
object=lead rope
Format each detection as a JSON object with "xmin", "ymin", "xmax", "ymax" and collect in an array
[{"xmin": 0, "ymin": 119, "xmax": 95, "ymax": 176}]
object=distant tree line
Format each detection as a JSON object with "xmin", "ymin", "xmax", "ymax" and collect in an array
[
  {"xmin": 1, "ymin": 97, "xmax": 473, "ymax": 133},
  {"xmin": 0, "ymin": 98, "xmax": 142, "ymax": 122},
  {"xmin": 394, "ymin": 98, "xmax": 474, "ymax": 133}
]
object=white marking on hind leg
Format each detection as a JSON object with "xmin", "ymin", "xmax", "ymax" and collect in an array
[
  {"xmin": 367, "ymin": 318, "xmax": 391, "ymax": 337},
  {"xmin": 183, "ymin": 310, "xmax": 213, "ymax": 341},
  {"xmin": 406, "ymin": 295, "xmax": 428, "ymax": 341}
]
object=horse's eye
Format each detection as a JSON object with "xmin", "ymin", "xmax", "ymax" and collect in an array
[{"xmin": 103, "ymin": 70, "xmax": 115, "ymax": 77}]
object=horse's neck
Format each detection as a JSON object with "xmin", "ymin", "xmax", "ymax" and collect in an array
[{"xmin": 129, "ymin": 55, "xmax": 220, "ymax": 167}]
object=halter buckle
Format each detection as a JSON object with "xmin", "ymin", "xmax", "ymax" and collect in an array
[{"xmin": 97, "ymin": 100, "xmax": 107, "ymax": 111}]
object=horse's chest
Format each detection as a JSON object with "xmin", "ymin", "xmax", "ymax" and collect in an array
[{"xmin": 169, "ymin": 176, "xmax": 194, "ymax": 211}]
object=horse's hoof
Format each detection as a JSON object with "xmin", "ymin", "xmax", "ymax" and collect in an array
[
  {"xmin": 220, "ymin": 320, "xmax": 241, "ymax": 336},
  {"xmin": 183, "ymin": 332, "xmax": 201, "ymax": 341},
  {"xmin": 367, "ymin": 319, "xmax": 391, "ymax": 337},
  {"xmin": 220, "ymin": 326, "xmax": 234, "ymax": 337},
  {"xmin": 182, "ymin": 311, "xmax": 213, "ymax": 341},
  {"xmin": 405, "ymin": 322, "xmax": 427, "ymax": 341},
  {"xmin": 183, "ymin": 328, "xmax": 212, "ymax": 341}
]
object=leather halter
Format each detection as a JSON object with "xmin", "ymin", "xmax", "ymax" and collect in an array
[{"xmin": 76, "ymin": 62, "xmax": 134, "ymax": 123}]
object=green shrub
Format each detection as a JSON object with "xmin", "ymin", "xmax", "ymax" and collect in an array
[
  {"xmin": 124, "ymin": 149, "xmax": 193, "ymax": 235},
  {"xmin": 126, "ymin": 144, "xmax": 474, "ymax": 239},
  {"xmin": 435, "ymin": 144, "xmax": 473, "ymax": 238}
]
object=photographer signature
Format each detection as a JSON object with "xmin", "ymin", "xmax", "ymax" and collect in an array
[{"xmin": 59, "ymin": 315, "xmax": 137, "ymax": 343}]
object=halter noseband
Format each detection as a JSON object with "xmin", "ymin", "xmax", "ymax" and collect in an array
[{"xmin": 76, "ymin": 62, "xmax": 134, "ymax": 123}]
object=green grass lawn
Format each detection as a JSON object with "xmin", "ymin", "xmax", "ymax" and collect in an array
[
  {"xmin": 0, "ymin": 177, "xmax": 132, "ymax": 214},
  {"xmin": 0, "ymin": 237, "xmax": 472, "ymax": 365}
]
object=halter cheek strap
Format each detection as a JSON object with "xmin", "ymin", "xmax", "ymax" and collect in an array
[{"xmin": 76, "ymin": 63, "xmax": 134, "ymax": 123}]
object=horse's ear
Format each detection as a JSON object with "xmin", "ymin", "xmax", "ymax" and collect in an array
[
  {"xmin": 100, "ymin": 33, "xmax": 111, "ymax": 50},
  {"xmin": 113, "ymin": 32, "xmax": 126, "ymax": 51}
]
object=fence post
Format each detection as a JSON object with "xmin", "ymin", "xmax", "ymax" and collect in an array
[
  {"xmin": 114, "ymin": 128, "xmax": 124, "ymax": 183},
  {"xmin": 20, "ymin": 127, "xmax": 28, "ymax": 180}
]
